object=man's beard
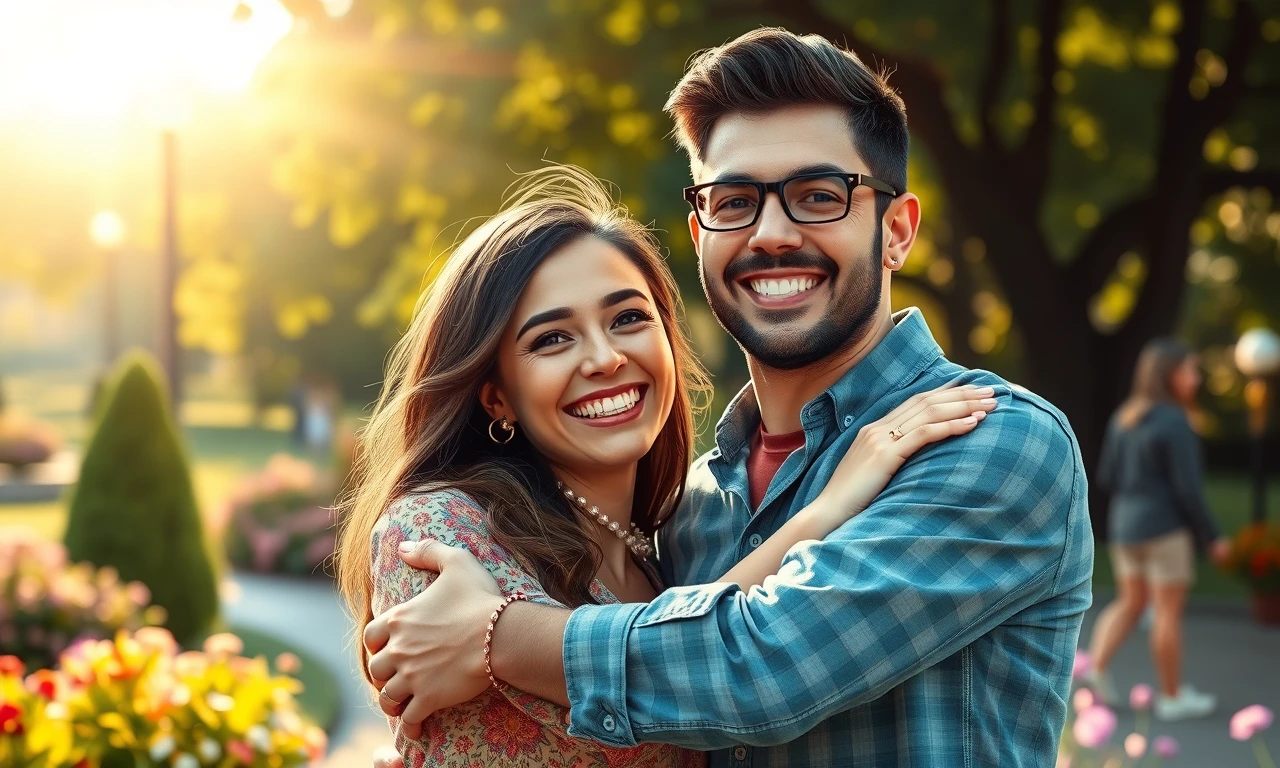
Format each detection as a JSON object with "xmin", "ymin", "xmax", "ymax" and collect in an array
[{"xmin": 701, "ymin": 226, "xmax": 882, "ymax": 371}]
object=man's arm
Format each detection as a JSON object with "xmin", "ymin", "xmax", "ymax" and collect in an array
[{"xmin": 556, "ymin": 399, "xmax": 1089, "ymax": 750}]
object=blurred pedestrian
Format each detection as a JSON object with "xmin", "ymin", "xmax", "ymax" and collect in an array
[{"xmin": 1086, "ymin": 337, "xmax": 1230, "ymax": 721}]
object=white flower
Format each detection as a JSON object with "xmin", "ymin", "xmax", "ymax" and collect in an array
[
  {"xmin": 199, "ymin": 738, "xmax": 222, "ymax": 761},
  {"xmin": 246, "ymin": 724, "xmax": 272, "ymax": 752},
  {"xmin": 148, "ymin": 735, "xmax": 175, "ymax": 761},
  {"xmin": 173, "ymin": 753, "xmax": 199, "ymax": 768}
]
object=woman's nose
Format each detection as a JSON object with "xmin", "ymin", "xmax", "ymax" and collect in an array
[{"xmin": 580, "ymin": 334, "xmax": 627, "ymax": 377}]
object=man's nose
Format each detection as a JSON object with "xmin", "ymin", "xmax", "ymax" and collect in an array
[{"xmin": 746, "ymin": 193, "xmax": 803, "ymax": 255}]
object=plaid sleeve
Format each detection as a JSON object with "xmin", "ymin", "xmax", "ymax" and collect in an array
[{"xmin": 564, "ymin": 393, "xmax": 1088, "ymax": 749}]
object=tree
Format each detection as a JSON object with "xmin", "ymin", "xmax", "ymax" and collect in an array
[
  {"xmin": 64, "ymin": 352, "xmax": 219, "ymax": 646},
  {"xmin": 266, "ymin": 0, "xmax": 1280, "ymax": 479}
]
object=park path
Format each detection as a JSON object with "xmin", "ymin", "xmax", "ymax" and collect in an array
[
  {"xmin": 220, "ymin": 572, "xmax": 392, "ymax": 768},
  {"xmin": 222, "ymin": 573, "xmax": 1280, "ymax": 767},
  {"xmin": 1078, "ymin": 591, "xmax": 1280, "ymax": 765}
]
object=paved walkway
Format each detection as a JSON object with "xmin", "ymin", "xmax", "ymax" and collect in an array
[
  {"xmin": 222, "ymin": 574, "xmax": 1280, "ymax": 767},
  {"xmin": 1079, "ymin": 591, "xmax": 1280, "ymax": 765},
  {"xmin": 220, "ymin": 573, "xmax": 391, "ymax": 768}
]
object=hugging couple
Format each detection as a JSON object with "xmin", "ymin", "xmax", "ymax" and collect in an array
[{"xmin": 335, "ymin": 27, "xmax": 1094, "ymax": 768}]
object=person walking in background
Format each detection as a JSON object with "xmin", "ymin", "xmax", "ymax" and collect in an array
[{"xmin": 1087, "ymin": 337, "xmax": 1231, "ymax": 721}]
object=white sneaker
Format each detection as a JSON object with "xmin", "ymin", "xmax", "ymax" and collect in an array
[
  {"xmin": 1084, "ymin": 668, "xmax": 1120, "ymax": 706},
  {"xmin": 1155, "ymin": 686, "xmax": 1217, "ymax": 721}
]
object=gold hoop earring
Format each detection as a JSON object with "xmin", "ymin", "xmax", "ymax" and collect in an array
[{"xmin": 488, "ymin": 417, "xmax": 515, "ymax": 444}]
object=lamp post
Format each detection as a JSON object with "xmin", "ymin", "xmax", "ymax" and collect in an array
[
  {"xmin": 89, "ymin": 210, "xmax": 127, "ymax": 367},
  {"xmin": 1235, "ymin": 327, "xmax": 1280, "ymax": 523}
]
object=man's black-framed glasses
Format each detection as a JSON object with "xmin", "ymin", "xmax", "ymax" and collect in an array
[{"xmin": 683, "ymin": 172, "xmax": 899, "ymax": 232}]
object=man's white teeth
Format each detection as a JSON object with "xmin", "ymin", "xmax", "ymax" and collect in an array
[
  {"xmin": 570, "ymin": 388, "xmax": 641, "ymax": 419},
  {"xmin": 749, "ymin": 276, "xmax": 818, "ymax": 297}
]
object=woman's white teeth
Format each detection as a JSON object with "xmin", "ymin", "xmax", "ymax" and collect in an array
[
  {"xmin": 750, "ymin": 277, "xmax": 818, "ymax": 297},
  {"xmin": 571, "ymin": 388, "xmax": 641, "ymax": 419}
]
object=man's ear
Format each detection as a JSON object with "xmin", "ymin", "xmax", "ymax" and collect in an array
[
  {"xmin": 882, "ymin": 192, "xmax": 921, "ymax": 272},
  {"xmin": 687, "ymin": 210, "xmax": 702, "ymax": 259},
  {"xmin": 477, "ymin": 380, "xmax": 513, "ymax": 424}
]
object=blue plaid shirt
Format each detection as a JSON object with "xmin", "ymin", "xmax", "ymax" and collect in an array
[{"xmin": 563, "ymin": 309, "xmax": 1093, "ymax": 767}]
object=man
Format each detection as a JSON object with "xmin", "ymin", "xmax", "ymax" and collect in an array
[{"xmin": 366, "ymin": 28, "xmax": 1093, "ymax": 766}]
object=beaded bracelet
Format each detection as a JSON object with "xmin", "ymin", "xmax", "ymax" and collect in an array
[{"xmin": 484, "ymin": 591, "xmax": 528, "ymax": 690}]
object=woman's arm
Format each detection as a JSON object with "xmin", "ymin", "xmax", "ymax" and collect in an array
[{"xmin": 718, "ymin": 384, "xmax": 998, "ymax": 590}]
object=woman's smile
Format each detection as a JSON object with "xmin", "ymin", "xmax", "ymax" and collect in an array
[{"xmin": 564, "ymin": 383, "xmax": 649, "ymax": 426}]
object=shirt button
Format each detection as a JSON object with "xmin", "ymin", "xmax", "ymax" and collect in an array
[
  {"xmin": 748, "ymin": 534, "xmax": 763, "ymax": 548},
  {"xmin": 843, "ymin": 414, "xmax": 854, "ymax": 428},
  {"xmin": 734, "ymin": 746, "xmax": 748, "ymax": 760},
  {"xmin": 602, "ymin": 714, "xmax": 616, "ymax": 732}
]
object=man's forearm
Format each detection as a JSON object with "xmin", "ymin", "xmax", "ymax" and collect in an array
[{"xmin": 490, "ymin": 601, "xmax": 572, "ymax": 706}]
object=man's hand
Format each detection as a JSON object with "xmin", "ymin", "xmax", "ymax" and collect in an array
[
  {"xmin": 364, "ymin": 539, "xmax": 503, "ymax": 738},
  {"xmin": 372, "ymin": 746, "xmax": 403, "ymax": 768}
]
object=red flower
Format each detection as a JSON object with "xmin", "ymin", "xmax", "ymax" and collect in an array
[
  {"xmin": 25, "ymin": 669, "xmax": 59, "ymax": 700},
  {"xmin": 0, "ymin": 656, "xmax": 24, "ymax": 678},
  {"xmin": 478, "ymin": 700, "xmax": 545, "ymax": 759},
  {"xmin": 1251, "ymin": 552, "xmax": 1272, "ymax": 578},
  {"xmin": 0, "ymin": 701, "xmax": 24, "ymax": 735}
]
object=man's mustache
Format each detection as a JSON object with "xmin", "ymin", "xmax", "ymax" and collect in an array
[{"xmin": 723, "ymin": 252, "xmax": 838, "ymax": 285}]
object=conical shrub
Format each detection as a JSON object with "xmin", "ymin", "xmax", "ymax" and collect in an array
[{"xmin": 64, "ymin": 351, "xmax": 218, "ymax": 645}]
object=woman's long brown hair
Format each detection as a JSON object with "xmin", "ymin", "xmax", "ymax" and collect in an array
[
  {"xmin": 1115, "ymin": 337, "xmax": 1193, "ymax": 429},
  {"xmin": 334, "ymin": 166, "xmax": 710, "ymax": 681}
]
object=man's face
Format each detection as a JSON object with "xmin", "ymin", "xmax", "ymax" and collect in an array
[{"xmin": 689, "ymin": 104, "xmax": 884, "ymax": 370}]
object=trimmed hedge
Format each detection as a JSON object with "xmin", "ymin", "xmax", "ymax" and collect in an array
[{"xmin": 63, "ymin": 352, "xmax": 218, "ymax": 646}]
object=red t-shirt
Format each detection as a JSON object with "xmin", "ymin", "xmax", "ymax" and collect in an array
[{"xmin": 746, "ymin": 424, "xmax": 806, "ymax": 510}]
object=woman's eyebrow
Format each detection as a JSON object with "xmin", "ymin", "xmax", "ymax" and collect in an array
[{"xmin": 515, "ymin": 307, "xmax": 573, "ymax": 341}]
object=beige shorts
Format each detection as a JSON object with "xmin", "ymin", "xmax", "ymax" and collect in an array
[{"xmin": 1111, "ymin": 529, "xmax": 1195, "ymax": 586}]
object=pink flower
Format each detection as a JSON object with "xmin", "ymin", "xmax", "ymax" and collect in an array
[
  {"xmin": 1153, "ymin": 735, "xmax": 1179, "ymax": 758},
  {"xmin": 1129, "ymin": 683, "xmax": 1154, "ymax": 711},
  {"xmin": 1073, "ymin": 705, "xmax": 1117, "ymax": 749},
  {"xmin": 1230, "ymin": 704, "xmax": 1275, "ymax": 741},
  {"xmin": 1072, "ymin": 649, "xmax": 1092, "ymax": 680},
  {"xmin": 1072, "ymin": 687, "xmax": 1095, "ymax": 713},
  {"xmin": 1124, "ymin": 733, "xmax": 1147, "ymax": 759}
]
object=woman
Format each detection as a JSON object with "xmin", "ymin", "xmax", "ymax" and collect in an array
[
  {"xmin": 1087, "ymin": 338, "xmax": 1229, "ymax": 721},
  {"xmin": 335, "ymin": 166, "xmax": 996, "ymax": 766}
]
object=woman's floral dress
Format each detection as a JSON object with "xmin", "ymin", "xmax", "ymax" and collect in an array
[{"xmin": 370, "ymin": 489, "xmax": 705, "ymax": 768}]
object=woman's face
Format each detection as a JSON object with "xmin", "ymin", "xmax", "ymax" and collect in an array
[
  {"xmin": 485, "ymin": 235, "xmax": 677, "ymax": 476},
  {"xmin": 1170, "ymin": 356, "xmax": 1202, "ymax": 403}
]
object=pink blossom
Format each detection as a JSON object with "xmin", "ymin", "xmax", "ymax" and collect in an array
[
  {"xmin": 1072, "ymin": 687, "xmax": 1095, "ymax": 713},
  {"xmin": 1153, "ymin": 735, "xmax": 1179, "ymax": 758},
  {"xmin": 1072, "ymin": 649, "xmax": 1093, "ymax": 680},
  {"xmin": 1230, "ymin": 705, "xmax": 1275, "ymax": 741},
  {"xmin": 1129, "ymin": 683, "xmax": 1154, "ymax": 711},
  {"xmin": 1124, "ymin": 733, "xmax": 1147, "ymax": 759},
  {"xmin": 1072, "ymin": 704, "xmax": 1117, "ymax": 749}
]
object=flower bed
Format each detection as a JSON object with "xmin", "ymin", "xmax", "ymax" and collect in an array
[
  {"xmin": 222, "ymin": 455, "xmax": 339, "ymax": 578},
  {"xmin": 0, "ymin": 413, "xmax": 60, "ymax": 473},
  {"xmin": 0, "ymin": 531, "xmax": 163, "ymax": 671},
  {"xmin": 0, "ymin": 629, "xmax": 326, "ymax": 766}
]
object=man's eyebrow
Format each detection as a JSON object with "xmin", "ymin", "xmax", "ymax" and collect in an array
[
  {"xmin": 516, "ymin": 307, "xmax": 573, "ymax": 341},
  {"xmin": 710, "ymin": 162, "xmax": 849, "ymax": 183}
]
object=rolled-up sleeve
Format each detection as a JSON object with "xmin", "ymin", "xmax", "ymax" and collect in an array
[{"xmin": 563, "ymin": 400, "xmax": 1085, "ymax": 749}]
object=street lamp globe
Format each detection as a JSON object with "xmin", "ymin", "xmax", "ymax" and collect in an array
[
  {"xmin": 1236, "ymin": 327, "xmax": 1280, "ymax": 378},
  {"xmin": 89, "ymin": 210, "xmax": 126, "ymax": 250}
]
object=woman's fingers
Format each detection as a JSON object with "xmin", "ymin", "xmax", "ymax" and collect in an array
[
  {"xmin": 894, "ymin": 410, "xmax": 988, "ymax": 455},
  {"xmin": 891, "ymin": 396, "xmax": 997, "ymax": 441},
  {"xmin": 880, "ymin": 384, "xmax": 993, "ymax": 430}
]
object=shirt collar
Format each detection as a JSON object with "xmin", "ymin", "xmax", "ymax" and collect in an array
[{"xmin": 712, "ymin": 307, "xmax": 943, "ymax": 464}]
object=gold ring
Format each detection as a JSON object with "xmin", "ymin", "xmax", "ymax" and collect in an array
[
  {"xmin": 380, "ymin": 687, "xmax": 404, "ymax": 707},
  {"xmin": 888, "ymin": 426, "xmax": 905, "ymax": 441}
]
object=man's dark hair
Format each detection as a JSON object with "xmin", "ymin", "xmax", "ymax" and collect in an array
[{"xmin": 664, "ymin": 27, "xmax": 909, "ymax": 200}]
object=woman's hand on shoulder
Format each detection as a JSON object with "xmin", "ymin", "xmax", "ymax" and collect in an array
[{"xmin": 809, "ymin": 383, "xmax": 998, "ymax": 528}]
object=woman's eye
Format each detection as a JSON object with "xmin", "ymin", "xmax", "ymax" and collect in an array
[
  {"xmin": 531, "ymin": 331, "xmax": 571, "ymax": 350},
  {"xmin": 613, "ymin": 309, "xmax": 652, "ymax": 328}
]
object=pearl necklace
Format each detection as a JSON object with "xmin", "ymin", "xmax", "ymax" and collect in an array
[{"xmin": 556, "ymin": 481, "xmax": 653, "ymax": 558}]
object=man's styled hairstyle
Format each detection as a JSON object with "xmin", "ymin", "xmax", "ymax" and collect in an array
[{"xmin": 664, "ymin": 27, "xmax": 909, "ymax": 199}]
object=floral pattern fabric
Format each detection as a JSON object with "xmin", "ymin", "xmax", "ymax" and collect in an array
[{"xmin": 370, "ymin": 489, "xmax": 703, "ymax": 768}]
